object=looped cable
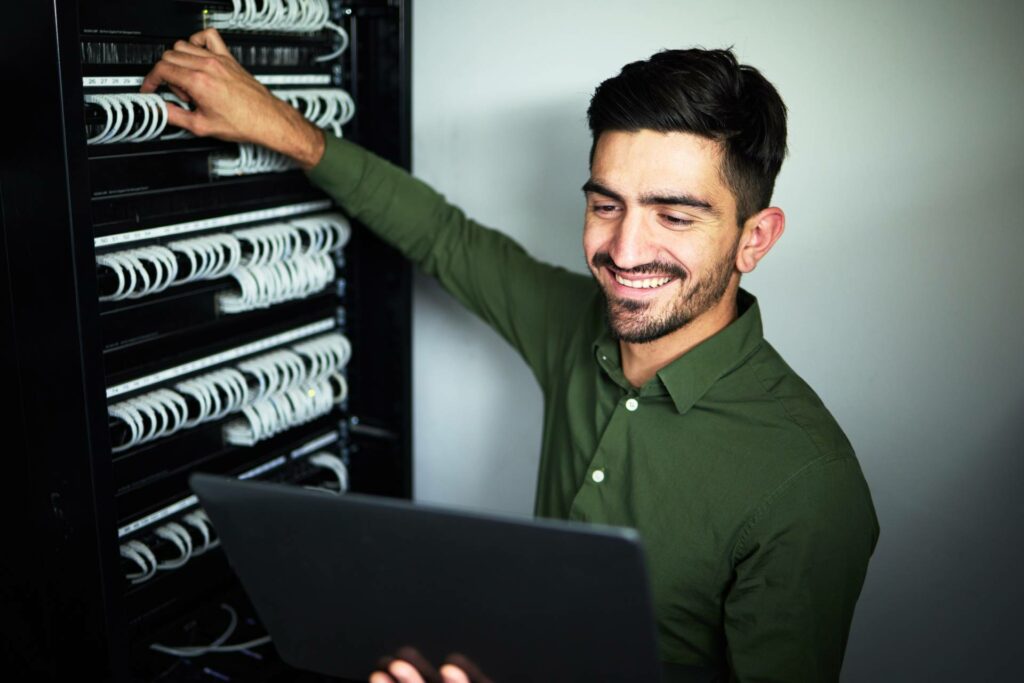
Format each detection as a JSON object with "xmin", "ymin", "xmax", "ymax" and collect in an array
[{"xmin": 85, "ymin": 93, "xmax": 171, "ymax": 145}]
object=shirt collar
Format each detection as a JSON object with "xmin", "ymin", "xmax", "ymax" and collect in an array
[{"xmin": 592, "ymin": 289, "xmax": 765, "ymax": 414}]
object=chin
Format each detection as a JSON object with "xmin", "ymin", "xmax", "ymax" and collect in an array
[{"xmin": 606, "ymin": 302, "xmax": 693, "ymax": 344}]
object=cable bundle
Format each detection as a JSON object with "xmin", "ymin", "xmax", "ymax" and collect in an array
[
  {"xmin": 224, "ymin": 334, "xmax": 351, "ymax": 446},
  {"xmin": 211, "ymin": 143, "xmax": 296, "ymax": 176},
  {"xmin": 121, "ymin": 509, "xmax": 218, "ymax": 585},
  {"xmin": 168, "ymin": 233, "xmax": 245, "ymax": 284},
  {"xmin": 217, "ymin": 217, "xmax": 350, "ymax": 313},
  {"xmin": 292, "ymin": 331, "xmax": 352, "ymax": 374},
  {"xmin": 98, "ymin": 235, "xmax": 242, "ymax": 301},
  {"xmin": 108, "ymin": 389, "xmax": 192, "ymax": 451},
  {"xmin": 223, "ymin": 374, "xmax": 344, "ymax": 446},
  {"xmin": 86, "ymin": 93, "xmax": 167, "ymax": 144},
  {"xmin": 218, "ymin": 253, "xmax": 335, "ymax": 313},
  {"xmin": 235, "ymin": 349, "xmax": 308, "ymax": 400},
  {"xmin": 206, "ymin": 0, "xmax": 350, "ymax": 63},
  {"xmin": 272, "ymin": 88, "xmax": 355, "ymax": 137},
  {"xmin": 97, "ymin": 246, "xmax": 180, "ymax": 300},
  {"xmin": 175, "ymin": 368, "xmax": 252, "ymax": 428},
  {"xmin": 97, "ymin": 212, "xmax": 349, "ymax": 305},
  {"xmin": 108, "ymin": 332, "xmax": 351, "ymax": 452},
  {"xmin": 86, "ymin": 93, "xmax": 190, "ymax": 145}
]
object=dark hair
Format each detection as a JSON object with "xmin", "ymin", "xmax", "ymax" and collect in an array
[{"xmin": 587, "ymin": 48, "xmax": 788, "ymax": 225}]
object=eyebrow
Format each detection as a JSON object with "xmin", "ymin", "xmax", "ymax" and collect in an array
[{"xmin": 582, "ymin": 179, "xmax": 717, "ymax": 215}]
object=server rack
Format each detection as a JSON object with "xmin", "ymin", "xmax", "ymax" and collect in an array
[{"xmin": 0, "ymin": 1, "xmax": 412, "ymax": 680}]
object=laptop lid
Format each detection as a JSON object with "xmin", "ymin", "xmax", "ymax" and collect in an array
[{"xmin": 190, "ymin": 473, "xmax": 663, "ymax": 682}]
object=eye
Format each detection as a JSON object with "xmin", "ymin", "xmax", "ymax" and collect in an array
[
  {"xmin": 660, "ymin": 213, "xmax": 693, "ymax": 229},
  {"xmin": 591, "ymin": 203, "xmax": 621, "ymax": 216}
]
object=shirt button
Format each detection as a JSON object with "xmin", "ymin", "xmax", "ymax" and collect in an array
[
  {"xmin": 591, "ymin": 469, "xmax": 605, "ymax": 483},
  {"xmin": 625, "ymin": 398, "xmax": 639, "ymax": 412}
]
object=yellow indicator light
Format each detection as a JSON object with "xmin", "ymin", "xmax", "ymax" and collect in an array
[{"xmin": 307, "ymin": 389, "xmax": 317, "ymax": 398}]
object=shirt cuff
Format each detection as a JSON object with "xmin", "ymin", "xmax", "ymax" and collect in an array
[{"xmin": 304, "ymin": 133, "xmax": 368, "ymax": 199}]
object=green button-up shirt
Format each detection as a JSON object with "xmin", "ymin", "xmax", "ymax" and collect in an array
[{"xmin": 308, "ymin": 134, "xmax": 879, "ymax": 681}]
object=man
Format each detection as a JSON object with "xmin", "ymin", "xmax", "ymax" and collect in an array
[{"xmin": 143, "ymin": 30, "xmax": 879, "ymax": 682}]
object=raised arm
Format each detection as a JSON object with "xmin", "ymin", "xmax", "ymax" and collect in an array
[{"xmin": 142, "ymin": 30, "xmax": 594, "ymax": 387}]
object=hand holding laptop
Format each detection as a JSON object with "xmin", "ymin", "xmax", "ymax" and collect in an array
[{"xmin": 370, "ymin": 646, "xmax": 493, "ymax": 683}]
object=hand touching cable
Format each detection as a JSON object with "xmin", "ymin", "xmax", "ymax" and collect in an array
[{"xmin": 141, "ymin": 28, "xmax": 325, "ymax": 168}]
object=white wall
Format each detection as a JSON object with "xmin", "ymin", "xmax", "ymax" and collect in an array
[{"xmin": 411, "ymin": 1, "xmax": 1024, "ymax": 679}]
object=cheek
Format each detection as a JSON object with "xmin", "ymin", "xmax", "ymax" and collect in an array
[
  {"xmin": 679, "ymin": 243, "xmax": 729, "ymax": 279},
  {"xmin": 581, "ymin": 221, "xmax": 604, "ymax": 262}
]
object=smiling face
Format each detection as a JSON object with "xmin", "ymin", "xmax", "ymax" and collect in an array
[{"xmin": 583, "ymin": 129, "xmax": 745, "ymax": 344}]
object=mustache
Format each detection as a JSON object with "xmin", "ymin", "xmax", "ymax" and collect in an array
[{"xmin": 591, "ymin": 252, "xmax": 687, "ymax": 279}]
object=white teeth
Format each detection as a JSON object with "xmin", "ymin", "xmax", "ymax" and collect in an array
[{"xmin": 614, "ymin": 274, "xmax": 673, "ymax": 289}]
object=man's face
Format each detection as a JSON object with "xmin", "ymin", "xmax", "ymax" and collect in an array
[{"xmin": 583, "ymin": 130, "xmax": 742, "ymax": 343}]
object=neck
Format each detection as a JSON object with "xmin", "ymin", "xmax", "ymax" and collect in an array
[{"xmin": 619, "ymin": 288, "xmax": 740, "ymax": 388}]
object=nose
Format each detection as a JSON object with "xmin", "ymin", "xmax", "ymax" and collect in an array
[{"xmin": 607, "ymin": 209, "xmax": 655, "ymax": 271}]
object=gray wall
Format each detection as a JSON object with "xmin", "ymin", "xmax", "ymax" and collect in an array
[{"xmin": 410, "ymin": 1, "xmax": 1024, "ymax": 679}]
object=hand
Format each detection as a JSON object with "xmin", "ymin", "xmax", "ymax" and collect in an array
[
  {"xmin": 140, "ymin": 28, "xmax": 325, "ymax": 168},
  {"xmin": 368, "ymin": 646, "xmax": 493, "ymax": 683}
]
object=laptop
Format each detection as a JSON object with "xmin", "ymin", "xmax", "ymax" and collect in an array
[{"xmin": 190, "ymin": 473, "xmax": 707, "ymax": 682}]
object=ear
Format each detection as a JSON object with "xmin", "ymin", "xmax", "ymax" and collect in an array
[{"xmin": 736, "ymin": 207, "xmax": 785, "ymax": 273}]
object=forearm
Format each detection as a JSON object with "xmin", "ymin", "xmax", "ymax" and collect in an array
[
  {"xmin": 304, "ymin": 134, "xmax": 595, "ymax": 384},
  {"xmin": 305, "ymin": 132, "xmax": 505, "ymax": 282}
]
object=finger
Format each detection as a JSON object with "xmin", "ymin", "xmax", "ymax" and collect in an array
[
  {"xmin": 173, "ymin": 39, "xmax": 212, "ymax": 58},
  {"xmin": 141, "ymin": 61, "xmax": 196, "ymax": 94},
  {"xmin": 388, "ymin": 660, "xmax": 426, "ymax": 683},
  {"xmin": 168, "ymin": 84, "xmax": 192, "ymax": 103},
  {"xmin": 439, "ymin": 665, "xmax": 471, "ymax": 683},
  {"xmin": 189, "ymin": 28, "xmax": 231, "ymax": 57},
  {"xmin": 395, "ymin": 647, "xmax": 443, "ymax": 683},
  {"xmin": 445, "ymin": 654, "xmax": 494, "ymax": 683},
  {"xmin": 369, "ymin": 673, "xmax": 398, "ymax": 683},
  {"xmin": 159, "ymin": 49, "xmax": 217, "ymax": 73}
]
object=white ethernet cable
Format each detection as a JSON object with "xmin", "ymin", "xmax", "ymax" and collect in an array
[
  {"xmin": 309, "ymin": 452, "xmax": 349, "ymax": 493},
  {"xmin": 167, "ymin": 233, "xmax": 244, "ymax": 284},
  {"xmin": 85, "ymin": 93, "xmax": 173, "ymax": 145},
  {"xmin": 183, "ymin": 509, "xmax": 220, "ymax": 555},
  {"xmin": 97, "ymin": 246, "xmax": 179, "ymax": 301},
  {"xmin": 206, "ymin": 0, "xmax": 349, "ymax": 63},
  {"xmin": 95, "ymin": 213, "xmax": 348, "ymax": 303},
  {"xmin": 155, "ymin": 522, "xmax": 193, "ymax": 570},
  {"xmin": 150, "ymin": 603, "xmax": 272, "ymax": 658},
  {"xmin": 120, "ymin": 539, "xmax": 157, "ymax": 583},
  {"xmin": 122, "ymin": 510, "xmax": 221, "ymax": 585},
  {"xmin": 223, "ymin": 374, "xmax": 339, "ymax": 446},
  {"xmin": 218, "ymin": 253, "xmax": 335, "ymax": 314},
  {"xmin": 211, "ymin": 143, "xmax": 296, "ymax": 177},
  {"xmin": 109, "ymin": 332, "xmax": 350, "ymax": 452},
  {"xmin": 272, "ymin": 88, "xmax": 355, "ymax": 137},
  {"xmin": 121, "ymin": 539, "xmax": 159, "ymax": 585}
]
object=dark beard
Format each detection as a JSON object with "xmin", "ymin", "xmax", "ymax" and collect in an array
[{"xmin": 594, "ymin": 244, "xmax": 738, "ymax": 344}]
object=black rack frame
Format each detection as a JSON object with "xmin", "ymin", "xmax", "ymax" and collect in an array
[{"xmin": 0, "ymin": 1, "xmax": 412, "ymax": 680}]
